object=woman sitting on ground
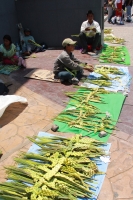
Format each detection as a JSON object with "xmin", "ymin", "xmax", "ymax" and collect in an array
[
  {"xmin": 0, "ymin": 35, "xmax": 26, "ymax": 67},
  {"xmin": 53, "ymin": 38, "xmax": 94, "ymax": 85}
]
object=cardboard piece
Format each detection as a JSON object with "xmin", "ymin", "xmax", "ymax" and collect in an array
[{"xmin": 24, "ymin": 69, "xmax": 60, "ymax": 82}]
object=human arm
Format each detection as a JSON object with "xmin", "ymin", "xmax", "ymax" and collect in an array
[
  {"xmin": 71, "ymin": 54, "xmax": 82, "ymax": 64},
  {"xmin": 79, "ymin": 63, "xmax": 94, "ymax": 72},
  {"xmin": 80, "ymin": 22, "xmax": 89, "ymax": 32},
  {"xmin": 60, "ymin": 53, "xmax": 82, "ymax": 71},
  {"xmin": 94, "ymin": 22, "xmax": 101, "ymax": 33},
  {"xmin": 28, "ymin": 36, "xmax": 35, "ymax": 43}
]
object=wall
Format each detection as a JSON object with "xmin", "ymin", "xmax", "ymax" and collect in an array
[
  {"xmin": 16, "ymin": 0, "xmax": 104, "ymax": 47},
  {"xmin": 0, "ymin": 0, "xmax": 18, "ymax": 44}
]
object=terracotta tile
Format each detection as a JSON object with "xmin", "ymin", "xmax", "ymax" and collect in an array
[
  {"xmin": 1, "ymin": 135, "xmax": 23, "ymax": 152},
  {"xmin": 108, "ymin": 135, "xmax": 119, "ymax": 152},
  {"xmin": 98, "ymin": 177, "xmax": 113, "ymax": 200},
  {"xmin": 0, "ymin": 112, "xmax": 17, "ymax": 127},
  {"xmin": 28, "ymin": 97, "xmax": 40, "ymax": 106},
  {"xmin": 127, "ymin": 136, "xmax": 133, "ymax": 145},
  {"xmin": 113, "ymin": 130, "xmax": 130, "ymax": 141},
  {"xmin": 118, "ymin": 199, "xmax": 133, "ymax": 200},
  {"xmin": 118, "ymin": 105, "xmax": 133, "ymax": 126},
  {"xmin": 31, "ymin": 119, "xmax": 51, "ymax": 133},
  {"xmin": 20, "ymin": 87, "xmax": 33, "ymax": 95},
  {"xmin": 27, "ymin": 105, "xmax": 48, "ymax": 116},
  {"xmin": 1, "ymin": 151, "xmax": 20, "ymax": 167},
  {"xmin": 18, "ymin": 126, "xmax": 35, "ymax": 138},
  {"xmin": 119, "ymin": 139, "xmax": 133, "ymax": 149},
  {"xmin": 110, "ymin": 167, "xmax": 133, "ymax": 199},
  {"xmin": 31, "ymin": 92, "xmax": 49, "ymax": 104},
  {"xmin": 13, "ymin": 112, "xmax": 44, "ymax": 126},
  {"xmin": 116, "ymin": 122, "xmax": 133, "ymax": 136},
  {"xmin": 125, "ymin": 91, "xmax": 133, "ymax": 106},
  {"xmin": 45, "ymin": 106, "xmax": 59, "ymax": 120},
  {"xmin": 19, "ymin": 143, "xmax": 32, "ymax": 153},
  {"xmin": 0, "ymin": 124, "xmax": 18, "ymax": 142},
  {"xmin": 107, "ymin": 150, "xmax": 133, "ymax": 178}
]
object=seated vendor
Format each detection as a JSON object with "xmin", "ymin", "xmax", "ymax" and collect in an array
[
  {"xmin": 79, "ymin": 10, "xmax": 101, "ymax": 54},
  {"xmin": 53, "ymin": 38, "xmax": 94, "ymax": 85},
  {"xmin": 22, "ymin": 28, "xmax": 36, "ymax": 56},
  {"xmin": 0, "ymin": 35, "xmax": 25, "ymax": 67}
]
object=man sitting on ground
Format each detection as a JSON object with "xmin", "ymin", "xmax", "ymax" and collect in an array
[
  {"xmin": 79, "ymin": 10, "xmax": 101, "ymax": 54},
  {"xmin": 53, "ymin": 38, "xmax": 94, "ymax": 85}
]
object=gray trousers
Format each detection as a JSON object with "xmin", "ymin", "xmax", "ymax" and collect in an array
[{"xmin": 79, "ymin": 32, "xmax": 101, "ymax": 50}]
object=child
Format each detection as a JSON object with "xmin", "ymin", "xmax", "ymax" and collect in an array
[
  {"xmin": 0, "ymin": 35, "xmax": 26, "ymax": 67},
  {"xmin": 54, "ymin": 38, "xmax": 94, "ymax": 85},
  {"xmin": 22, "ymin": 28, "xmax": 36, "ymax": 56},
  {"xmin": 115, "ymin": 0, "xmax": 125, "ymax": 24}
]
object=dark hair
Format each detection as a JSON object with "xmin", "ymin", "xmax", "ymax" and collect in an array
[
  {"xmin": 24, "ymin": 28, "xmax": 31, "ymax": 33},
  {"xmin": 87, "ymin": 10, "xmax": 94, "ymax": 16},
  {"xmin": 3, "ymin": 35, "xmax": 12, "ymax": 44}
]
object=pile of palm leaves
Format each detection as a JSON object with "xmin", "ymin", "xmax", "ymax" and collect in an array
[
  {"xmin": 55, "ymin": 88, "xmax": 115, "ymax": 135},
  {"xmin": 84, "ymin": 65, "xmax": 124, "ymax": 88},
  {"xmin": 85, "ymin": 79, "xmax": 112, "ymax": 87},
  {"xmin": 99, "ymin": 45, "xmax": 127, "ymax": 64},
  {"xmin": 0, "ymin": 135, "xmax": 107, "ymax": 200},
  {"xmin": 95, "ymin": 66, "xmax": 124, "ymax": 76},
  {"xmin": 85, "ymin": 66, "xmax": 123, "ymax": 87},
  {"xmin": 104, "ymin": 35, "xmax": 125, "ymax": 44},
  {"xmin": 104, "ymin": 29, "xmax": 112, "ymax": 34},
  {"xmin": 28, "ymin": 39, "xmax": 41, "ymax": 47}
]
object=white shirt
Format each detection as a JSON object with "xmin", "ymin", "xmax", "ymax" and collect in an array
[
  {"xmin": 115, "ymin": 0, "xmax": 125, "ymax": 7},
  {"xmin": 80, "ymin": 20, "xmax": 101, "ymax": 37}
]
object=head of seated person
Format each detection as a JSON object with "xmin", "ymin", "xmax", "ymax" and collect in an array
[
  {"xmin": 3, "ymin": 35, "xmax": 12, "ymax": 49},
  {"xmin": 62, "ymin": 38, "xmax": 77, "ymax": 54},
  {"xmin": 24, "ymin": 28, "xmax": 31, "ymax": 37},
  {"xmin": 87, "ymin": 10, "xmax": 94, "ymax": 24}
]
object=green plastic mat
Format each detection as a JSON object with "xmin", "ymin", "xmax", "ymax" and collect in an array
[
  {"xmin": 0, "ymin": 65, "xmax": 20, "ymax": 75},
  {"xmin": 54, "ymin": 91, "xmax": 125, "ymax": 142},
  {"xmin": 100, "ymin": 44, "xmax": 130, "ymax": 65}
]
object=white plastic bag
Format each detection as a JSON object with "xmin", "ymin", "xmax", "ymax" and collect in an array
[{"xmin": 0, "ymin": 95, "xmax": 28, "ymax": 118}]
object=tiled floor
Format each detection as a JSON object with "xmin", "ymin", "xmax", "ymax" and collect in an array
[
  {"xmin": 0, "ymin": 86, "xmax": 64, "ymax": 182},
  {"xmin": 0, "ymin": 22, "xmax": 133, "ymax": 198}
]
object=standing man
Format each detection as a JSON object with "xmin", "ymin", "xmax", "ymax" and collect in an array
[{"xmin": 79, "ymin": 10, "xmax": 101, "ymax": 54}]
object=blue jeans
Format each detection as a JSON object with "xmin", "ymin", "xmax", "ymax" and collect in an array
[{"xmin": 58, "ymin": 70, "xmax": 83, "ymax": 81}]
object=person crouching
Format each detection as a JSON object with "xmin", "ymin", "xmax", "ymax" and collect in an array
[{"xmin": 53, "ymin": 38, "xmax": 94, "ymax": 85}]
